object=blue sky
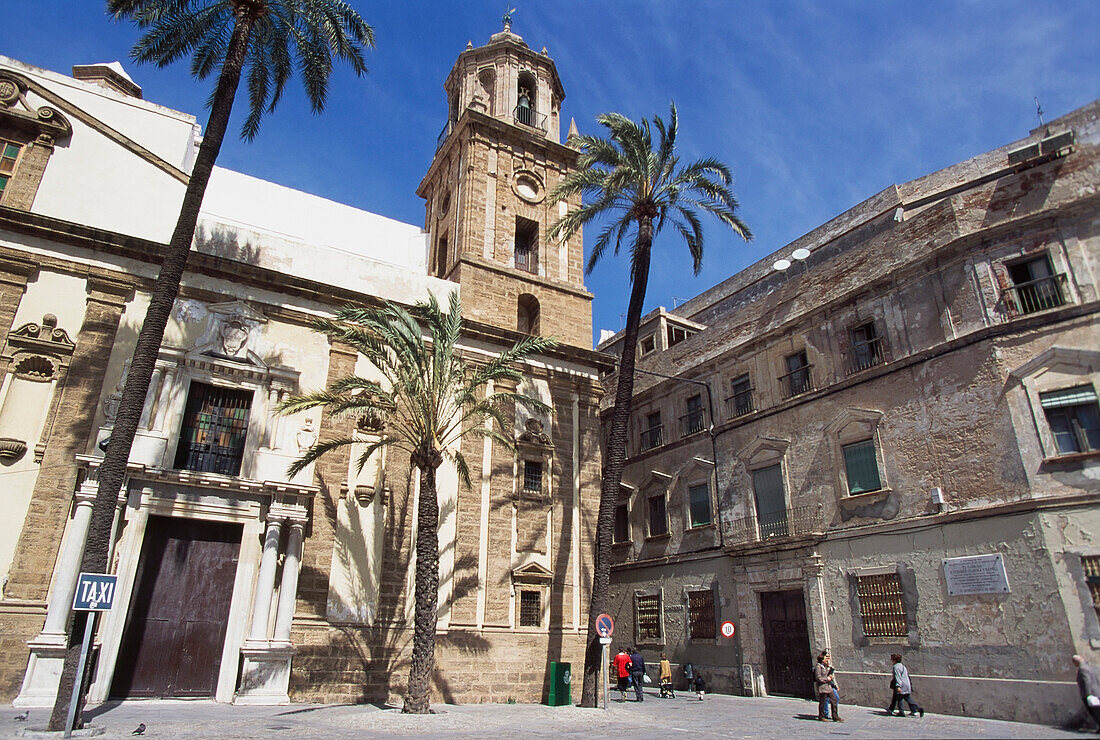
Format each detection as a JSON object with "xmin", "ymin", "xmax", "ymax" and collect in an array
[{"xmin": 3, "ymin": 1, "xmax": 1098, "ymax": 346}]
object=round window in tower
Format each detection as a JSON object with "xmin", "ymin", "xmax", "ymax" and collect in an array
[{"xmin": 512, "ymin": 170, "xmax": 544, "ymax": 203}]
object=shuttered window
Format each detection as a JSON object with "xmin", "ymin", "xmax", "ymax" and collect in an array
[
  {"xmin": 519, "ymin": 590, "xmax": 541, "ymax": 627},
  {"xmin": 687, "ymin": 590, "xmax": 715, "ymax": 639},
  {"xmin": 843, "ymin": 439, "xmax": 882, "ymax": 494},
  {"xmin": 0, "ymin": 141, "xmax": 21, "ymax": 196},
  {"xmin": 173, "ymin": 381, "xmax": 253, "ymax": 476},
  {"xmin": 1084, "ymin": 556, "xmax": 1100, "ymax": 622},
  {"xmin": 688, "ymin": 483, "xmax": 712, "ymax": 527},
  {"xmin": 1040, "ymin": 385, "xmax": 1100, "ymax": 454},
  {"xmin": 856, "ymin": 573, "xmax": 908, "ymax": 639},
  {"xmin": 648, "ymin": 495, "xmax": 668, "ymax": 537}
]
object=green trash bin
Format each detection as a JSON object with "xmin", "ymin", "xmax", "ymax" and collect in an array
[{"xmin": 546, "ymin": 661, "xmax": 571, "ymax": 706}]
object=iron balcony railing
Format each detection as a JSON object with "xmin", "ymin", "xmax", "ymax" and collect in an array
[
  {"xmin": 436, "ymin": 119, "xmax": 454, "ymax": 151},
  {"xmin": 848, "ymin": 335, "xmax": 885, "ymax": 375},
  {"xmin": 679, "ymin": 409, "xmax": 706, "ymax": 438},
  {"xmin": 779, "ymin": 364, "xmax": 815, "ymax": 398},
  {"xmin": 727, "ymin": 505, "xmax": 824, "ymax": 545},
  {"xmin": 639, "ymin": 425, "xmax": 663, "ymax": 452},
  {"xmin": 513, "ymin": 105, "xmax": 548, "ymax": 131},
  {"xmin": 1004, "ymin": 273, "xmax": 1068, "ymax": 315},
  {"xmin": 725, "ymin": 389, "xmax": 755, "ymax": 418}
]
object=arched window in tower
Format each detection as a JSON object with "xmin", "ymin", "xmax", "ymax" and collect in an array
[
  {"xmin": 518, "ymin": 293, "xmax": 541, "ymax": 335},
  {"xmin": 477, "ymin": 67, "xmax": 496, "ymax": 115},
  {"xmin": 514, "ymin": 217, "xmax": 539, "ymax": 274},
  {"xmin": 515, "ymin": 71, "xmax": 540, "ymax": 129},
  {"xmin": 435, "ymin": 232, "xmax": 449, "ymax": 278}
]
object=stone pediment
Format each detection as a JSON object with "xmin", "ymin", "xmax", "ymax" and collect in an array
[
  {"xmin": 512, "ymin": 561, "xmax": 553, "ymax": 583},
  {"xmin": 1009, "ymin": 346, "xmax": 1100, "ymax": 380},
  {"xmin": 738, "ymin": 435, "xmax": 790, "ymax": 467}
]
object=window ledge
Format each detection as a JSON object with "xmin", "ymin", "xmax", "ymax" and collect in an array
[
  {"xmin": 644, "ymin": 533, "xmax": 672, "ymax": 542},
  {"xmin": 685, "ymin": 522, "xmax": 715, "ymax": 532},
  {"xmin": 1041, "ymin": 450, "xmax": 1100, "ymax": 467},
  {"xmin": 612, "ymin": 540, "xmax": 633, "ymax": 547},
  {"xmin": 838, "ymin": 488, "xmax": 892, "ymax": 507}
]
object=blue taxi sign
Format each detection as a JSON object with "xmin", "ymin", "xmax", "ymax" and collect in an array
[{"xmin": 72, "ymin": 573, "xmax": 118, "ymax": 612}]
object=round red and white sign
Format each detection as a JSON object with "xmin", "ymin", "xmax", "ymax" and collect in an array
[{"xmin": 720, "ymin": 620, "xmax": 736, "ymax": 638}]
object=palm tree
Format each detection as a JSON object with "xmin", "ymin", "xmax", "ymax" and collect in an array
[
  {"xmin": 548, "ymin": 103, "xmax": 751, "ymax": 708},
  {"xmin": 280, "ymin": 293, "xmax": 557, "ymax": 713},
  {"xmin": 48, "ymin": 1, "xmax": 374, "ymax": 730}
]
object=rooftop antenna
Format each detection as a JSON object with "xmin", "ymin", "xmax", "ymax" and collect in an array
[
  {"xmin": 1034, "ymin": 97, "xmax": 1045, "ymax": 128},
  {"xmin": 671, "ymin": 297, "xmax": 689, "ymax": 308}
]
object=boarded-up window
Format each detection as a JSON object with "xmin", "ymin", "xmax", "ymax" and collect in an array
[
  {"xmin": 636, "ymin": 593, "xmax": 662, "ymax": 642},
  {"xmin": 688, "ymin": 590, "xmax": 715, "ymax": 639},
  {"xmin": 647, "ymin": 495, "xmax": 668, "ymax": 537},
  {"xmin": 843, "ymin": 439, "xmax": 882, "ymax": 494},
  {"xmin": 856, "ymin": 573, "xmax": 908, "ymax": 639}
]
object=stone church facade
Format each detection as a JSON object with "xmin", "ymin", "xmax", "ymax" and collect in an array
[
  {"xmin": 603, "ymin": 100, "xmax": 1100, "ymax": 724},
  {"xmin": 0, "ymin": 24, "xmax": 606, "ymax": 707}
]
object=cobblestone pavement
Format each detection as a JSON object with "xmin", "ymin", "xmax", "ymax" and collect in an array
[{"xmin": 1, "ymin": 688, "xmax": 1089, "ymax": 739}]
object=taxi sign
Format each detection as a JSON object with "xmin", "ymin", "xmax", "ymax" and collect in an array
[
  {"xmin": 595, "ymin": 613, "xmax": 615, "ymax": 638},
  {"xmin": 73, "ymin": 573, "xmax": 118, "ymax": 612}
]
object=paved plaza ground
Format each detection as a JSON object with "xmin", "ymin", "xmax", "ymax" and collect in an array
[{"xmin": 1, "ymin": 688, "xmax": 1091, "ymax": 739}]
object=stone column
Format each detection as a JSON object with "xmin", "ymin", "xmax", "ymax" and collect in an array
[
  {"xmin": 5, "ymin": 274, "xmax": 133, "ymax": 602},
  {"xmin": 152, "ymin": 366, "xmax": 175, "ymax": 432},
  {"xmin": 39, "ymin": 492, "xmax": 94, "ymax": 637},
  {"xmin": 272, "ymin": 522, "xmax": 304, "ymax": 643},
  {"xmin": 248, "ymin": 518, "xmax": 283, "ymax": 642},
  {"xmin": 265, "ymin": 388, "xmax": 281, "ymax": 449},
  {"xmin": 138, "ymin": 367, "xmax": 162, "ymax": 430}
]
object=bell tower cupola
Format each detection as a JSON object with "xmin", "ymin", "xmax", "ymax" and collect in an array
[{"xmin": 417, "ymin": 20, "xmax": 592, "ymax": 349}]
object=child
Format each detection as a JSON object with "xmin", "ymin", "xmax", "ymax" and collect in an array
[{"xmin": 694, "ymin": 673, "xmax": 707, "ymax": 701}]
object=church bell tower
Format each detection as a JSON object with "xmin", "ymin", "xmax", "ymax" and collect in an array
[{"xmin": 417, "ymin": 21, "xmax": 592, "ymax": 348}]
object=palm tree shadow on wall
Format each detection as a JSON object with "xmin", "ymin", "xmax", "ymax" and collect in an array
[{"xmin": 193, "ymin": 224, "xmax": 264, "ymax": 267}]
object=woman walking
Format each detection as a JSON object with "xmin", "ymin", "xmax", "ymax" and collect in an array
[{"xmin": 888, "ymin": 653, "xmax": 925, "ymax": 717}]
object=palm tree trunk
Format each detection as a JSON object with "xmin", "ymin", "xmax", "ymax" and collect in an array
[
  {"xmin": 46, "ymin": 12, "xmax": 256, "ymax": 732},
  {"xmin": 579, "ymin": 219, "xmax": 653, "ymax": 708},
  {"xmin": 404, "ymin": 460, "xmax": 441, "ymax": 713}
]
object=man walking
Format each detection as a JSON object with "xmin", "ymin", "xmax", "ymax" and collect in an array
[
  {"xmin": 630, "ymin": 647, "xmax": 647, "ymax": 702},
  {"xmin": 889, "ymin": 653, "xmax": 924, "ymax": 717},
  {"xmin": 1074, "ymin": 654, "xmax": 1100, "ymax": 731}
]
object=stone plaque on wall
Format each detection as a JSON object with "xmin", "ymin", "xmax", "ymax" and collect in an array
[{"xmin": 943, "ymin": 553, "xmax": 1010, "ymax": 596}]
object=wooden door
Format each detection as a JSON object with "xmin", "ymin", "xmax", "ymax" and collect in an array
[
  {"xmin": 112, "ymin": 516, "xmax": 242, "ymax": 698},
  {"xmin": 760, "ymin": 589, "xmax": 813, "ymax": 698}
]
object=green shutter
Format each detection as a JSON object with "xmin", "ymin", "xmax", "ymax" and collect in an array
[{"xmin": 843, "ymin": 439, "xmax": 881, "ymax": 494}]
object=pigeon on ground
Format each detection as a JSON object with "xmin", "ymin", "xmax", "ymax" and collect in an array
[
  {"xmin": 13, "ymin": 711, "xmax": 28, "ymax": 721},
  {"xmin": 132, "ymin": 723, "xmax": 146, "ymax": 736}
]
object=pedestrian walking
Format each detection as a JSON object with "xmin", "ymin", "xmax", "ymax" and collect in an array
[
  {"xmin": 1074, "ymin": 654, "xmax": 1100, "ymax": 732},
  {"xmin": 659, "ymin": 653, "xmax": 675, "ymax": 698},
  {"xmin": 887, "ymin": 653, "xmax": 924, "ymax": 717},
  {"xmin": 822, "ymin": 650, "xmax": 840, "ymax": 719},
  {"xmin": 630, "ymin": 647, "xmax": 647, "ymax": 702},
  {"xmin": 814, "ymin": 651, "xmax": 842, "ymax": 722},
  {"xmin": 694, "ymin": 673, "xmax": 707, "ymax": 701},
  {"xmin": 613, "ymin": 647, "xmax": 633, "ymax": 702}
]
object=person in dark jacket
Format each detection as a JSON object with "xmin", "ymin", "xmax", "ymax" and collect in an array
[
  {"xmin": 630, "ymin": 647, "xmax": 646, "ymax": 701},
  {"xmin": 1074, "ymin": 654, "xmax": 1100, "ymax": 731}
]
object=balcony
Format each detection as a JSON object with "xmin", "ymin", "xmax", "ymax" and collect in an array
[
  {"xmin": 639, "ymin": 425, "xmax": 663, "ymax": 452},
  {"xmin": 513, "ymin": 105, "xmax": 547, "ymax": 131},
  {"xmin": 727, "ymin": 505, "xmax": 824, "ymax": 545},
  {"xmin": 1004, "ymin": 273, "xmax": 1068, "ymax": 316},
  {"xmin": 779, "ymin": 364, "xmax": 814, "ymax": 399},
  {"xmin": 848, "ymin": 336, "xmax": 885, "ymax": 374},
  {"xmin": 725, "ymin": 389, "xmax": 754, "ymax": 418},
  {"xmin": 436, "ymin": 119, "xmax": 454, "ymax": 151},
  {"xmin": 679, "ymin": 409, "xmax": 706, "ymax": 438}
]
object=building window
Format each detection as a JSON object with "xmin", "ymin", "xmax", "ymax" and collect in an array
[
  {"xmin": 0, "ymin": 140, "xmax": 21, "ymax": 198},
  {"xmin": 781, "ymin": 350, "xmax": 813, "ymax": 398},
  {"xmin": 614, "ymin": 503, "xmax": 630, "ymax": 543},
  {"xmin": 849, "ymin": 321, "xmax": 884, "ymax": 373},
  {"xmin": 1005, "ymin": 253, "xmax": 1067, "ymax": 315},
  {"xmin": 1040, "ymin": 385, "xmax": 1100, "ymax": 455},
  {"xmin": 522, "ymin": 460, "xmax": 543, "ymax": 493},
  {"xmin": 640, "ymin": 410, "xmax": 663, "ymax": 450},
  {"xmin": 518, "ymin": 589, "xmax": 542, "ymax": 627},
  {"xmin": 726, "ymin": 373, "xmax": 754, "ymax": 417},
  {"xmin": 639, "ymin": 334, "xmax": 656, "ymax": 356},
  {"xmin": 856, "ymin": 573, "xmax": 908, "ymax": 639},
  {"xmin": 1083, "ymin": 556, "xmax": 1100, "ymax": 621},
  {"xmin": 635, "ymin": 593, "xmax": 662, "ymax": 642},
  {"xmin": 752, "ymin": 464, "xmax": 788, "ymax": 538},
  {"xmin": 514, "ymin": 216, "xmax": 539, "ymax": 273},
  {"xmin": 687, "ymin": 590, "xmax": 716, "ymax": 639},
  {"xmin": 667, "ymin": 325, "xmax": 695, "ymax": 347},
  {"xmin": 842, "ymin": 439, "xmax": 882, "ymax": 494},
  {"xmin": 434, "ymin": 234, "xmax": 449, "ymax": 277},
  {"xmin": 688, "ymin": 483, "xmax": 712, "ymax": 527},
  {"xmin": 173, "ymin": 381, "xmax": 253, "ymax": 476},
  {"xmin": 647, "ymin": 494, "xmax": 668, "ymax": 537},
  {"xmin": 517, "ymin": 293, "xmax": 540, "ymax": 335},
  {"xmin": 680, "ymin": 394, "xmax": 705, "ymax": 437}
]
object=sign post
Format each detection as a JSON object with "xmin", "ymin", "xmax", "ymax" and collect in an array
[
  {"xmin": 595, "ymin": 613, "xmax": 615, "ymax": 710},
  {"xmin": 65, "ymin": 573, "xmax": 118, "ymax": 739}
]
